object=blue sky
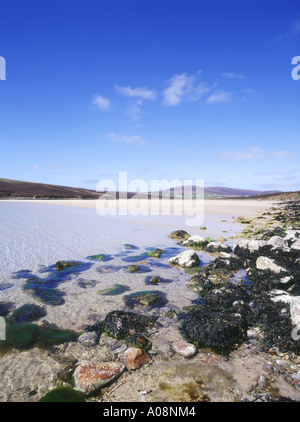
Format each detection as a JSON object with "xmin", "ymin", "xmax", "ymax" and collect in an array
[{"xmin": 0, "ymin": 0, "xmax": 299, "ymax": 192}]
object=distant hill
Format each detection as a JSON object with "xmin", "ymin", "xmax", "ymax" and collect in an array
[
  {"xmin": 0, "ymin": 178, "xmax": 101, "ymax": 199},
  {"xmin": 150, "ymin": 185, "xmax": 281, "ymax": 199},
  {"xmin": 0, "ymin": 177, "xmax": 290, "ymax": 200}
]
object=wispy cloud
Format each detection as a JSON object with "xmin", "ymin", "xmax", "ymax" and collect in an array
[
  {"xmin": 115, "ymin": 84, "xmax": 156, "ymax": 100},
  {"xmin": 107, "ymin": 132, "xmax": 145, "ymax": 145},
  {"xmin": 218, "ymin": 147, "xmax": 295, "ymax": 161},
  {"xmin": 29, "ymin": 164, "xmax": 42, "ymax": 171},
  {"xmin": 222, "ymin": 72, "xmax": 245, "ymax": 80},
  {"xmin": 206, "ymin": 90, "xmax": 232, "ymax": 104},
  {"xmin": 290, "ymin": 18, "xmax": 300, "ymax": 36},
  {"xmin": 91, "ymin": 95, "xmax": 112, "ymax": 111},
  {"xmin": 162, "ymin": 72, "xmax": 210, "ymax": 106}
]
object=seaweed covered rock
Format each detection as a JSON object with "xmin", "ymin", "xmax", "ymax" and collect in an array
[
  {"xmin": 144, "ymin": 248, "xmax": 165, "ymax": 258},
  {"xmin": 54, "ymin": 261, "xmax": 81, "ymax": 271},
  {"xmin": 207, "ymin": 256, "xmax": 242, "ymax": 271},
  {"xmin": 182, "ymin": 235, "xmax": 207, "ymax": 248},
  {"xmin": 187, "ymin": 275, "xmax": 214, "ymax": 295},
  {"xmin": 183, "ymin": 305, "xmax": 248, "ymax": 354},
  {"xmin": 8, "ymin": 303, "xmax": 46, "ymax": 324},
  {"xmin": 247, "ymin": 268, "xmax": 294, "ymax": 294},
  {"xmin": 102, "ymin": 310, "xmax": 156, "ymax": 339}
]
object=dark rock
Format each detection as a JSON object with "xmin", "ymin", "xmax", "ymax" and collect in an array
[
  {"xmin": 54, "ymin": 261, "xmax": 81, "ymax": 271},
  {"xmin": 102, "ymin": 310, "xmax": 156, "ymax": 340},
  {"xmin": 8, "ymin": 304, "xmax": 46, "ymax": 324},
  {"xmin": 183, "ymin": 304, "xmax": 248, "ymax": 354}
]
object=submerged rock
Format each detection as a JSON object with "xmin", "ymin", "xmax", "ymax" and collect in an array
[
  {"xmin": 8, "ymin": 304, "xmax": 46, "ymax": 324},
  {"xmin": 169, "ymin": 250, "xmax": 200, "ymax": 268},
  {"xmin": 172, "ymin": 341, "xmax": 197, "ymax": 358},
  {"xmin": 73, "ymin": 361, "xmax": 125, "ymax": 395},
  {"xmin": 144, "ymin": 248, "xmax": 165, "ymax": 258},
  {"xmin": 54, "ymin": 261, "xmax": 81, "ymax": 271},
  {"xmin": 124, "ymin": 347, "xmax": 151, "ymax": 370},
  {"xmin": 127, "ymin": 265, "xmax": 141, "ymax": 273},
  {"xmin": 130, "ymin": 292, "xmax": 159, "ymax": 306}
]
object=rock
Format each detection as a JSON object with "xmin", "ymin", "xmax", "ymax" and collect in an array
[
  {"xmin": 169, "ymin": 250, "xmax": 200, "ymax": 268},
  {"xmin": 172, "ymin": 341, "xmax": 197, "ymax": 358},
  {"xmin": 184, "ymin": 304, "xmax": 248, "ymax": 354},
  {"xmin": 182, "ymin": 235, "xmax": 206, "ymax": 247},
  {"xmin": 187, "ymin": 275, "xmax": 214, "ymax": 295},
  {"xmin": 8, "ymin": 304, "xmax": 46, "ymax": 324},
  {"xmin": 123, "ymin": 347, "xmax": 151, "ymax": 370},
  {"xmin": 200, "ymin": 226, "xmax": 207, "ymax": 230},
  {"xmin": 256, "ymin": 257, "xmax": 286, "ymax": 274},
  {"xmin": 73, "ymin": 361, "xmax": 125, "ymax": 395},
  {"xmin": 149, "ymin": 276, "xmax": 161, "ymax": 285},
  {"xmin": 218, "ymin": 236, "xmax": 227, "ymax": 243},
  {"xmin": 145, "ymin": 249, "xmax": 165, "ymax": 258},
  {"xmin": 78, "ymin": 331, "xmax": 99, "ymax": 347},
  {"xmin": 205, "ymin": 242, "xmax": 232, "ymax": 253},
  {"xmin": 291, "ymin": 371, "xmax": 300, "ymax": 382},
  {"xmin": 102, "ymin": 310, "xmax": 155, "ymax": 340},
  {"xmin": 54, "ymin": 261, "xmax": 81, "ymax": 271},
  {"xmin": 257, "ymin": 375, "xmax": 268, "ymax": 389},
  {"xmin": 5, "ymin": 323, "xmax": 40, "ymax": 348},
  {"xmin": 131, "ymin": 292, "xmax": 159, "ymax": 306},
  {"xmin": 234, "ymin": 239, "xmax": 268, "ymax": 257},
  {"xmin": 208, "ymin": 256, "xmax": 242, "ymax": 271},
  {"xmin": 267, "ymin": 236, "xmax": 288, "ymax": 249},
  {"xmin": 291, "ymin": 240, "xmax": 300, "ymax": 251},
  {"xmin": 127, "ymin": 265, "xmax": 141, "ymax": 273},
  {"xmin": 168, "ymin": 230, "xmax": 190, "ymax": 239},
  {"xmin": 290, "ymin": 296, "xmax": 300, "ymax": 327}
]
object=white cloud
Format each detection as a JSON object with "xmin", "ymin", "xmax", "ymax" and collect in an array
[
  {"xmin": 162, "ymin": 73, "xmax": 194, "ymax": 106},
  {"xmin": 162, "ymin": 73, "xmax": 210, "ymax": 106},
  {"xmin": 222, "ymin": 72, "xmax": 245, "ymax": 80},
  {"xmin": 115, "ymin": 84, "xmax": 156, "ymax": 100},
  {"xmin": 206, "ymin": 90, "xmax": 232, "ymax": 104},
  {"xmin": 107, "ymin": 132, "xmax": 145, "ymax": 145},
  {"xmin": 218, "ymin": 147, "xmax": 295, "ymax": 161},
  {"xmin": 91, "ymin": 95, "xmax": 112, "ymax": 111}
]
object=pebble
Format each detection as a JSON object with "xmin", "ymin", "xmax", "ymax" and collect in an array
[
  {"xmin": 172, "ymin": 341, "xmax": 197, "ymax": 358},
  {"xmin": 78, "ymin": 331, "xmax": 98, "ymax": 347},
  {"xmin": 123, "ymin": 347, "xmax": 151, "ymax": 370}
]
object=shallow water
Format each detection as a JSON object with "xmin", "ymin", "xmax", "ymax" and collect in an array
[
  {"xmin": 0, "ymin": 200, "xmax": 260, "ymax": 401},
  {"xmin": 0, "ymin": 201, "xmax": 244, "ymax": 331}
]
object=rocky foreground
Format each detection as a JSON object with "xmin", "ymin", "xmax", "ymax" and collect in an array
[{"xmin": 1, "ymin": 200, "xmax": 300, "ymax": 402}]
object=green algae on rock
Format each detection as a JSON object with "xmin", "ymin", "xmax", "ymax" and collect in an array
[
  {"xmin": 168, "ymin": 230, "xmax": 190, "ymax": 239},
  {"xmin": 127, "ymin": 265, "xmax": 141, "ymax": 273},
  {"xmin": 129, "ymin": 291, "xmax": 159, "ymax": 306},
  {"xmin": 8, "ymin": 304, "xmax": 46, "ymax": 324},
  {"xmin": 54, "ymin": 261, "xmax": 81, "ymax": 270},
  {"xmin": 97, "ymin": 284, "xmax": 129, "ymax": 296},
  {"xmin": 144, "ymin": 248, "xmax": 166, "ymax": 258},
  {"xmin": 39, "ymin": 387, "xmax": 85, "ymax": 402}
]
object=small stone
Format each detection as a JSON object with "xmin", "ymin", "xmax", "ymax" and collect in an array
[
  {"xmin": 257, "ymin": 375, "xmax": 268, "ymax": 390},
  {"xmin": 149, "ymin": 276, "xmax": 161, "ymax": 285},
  {"xmin": 200, "ymin": 226, "xmax": 207, "ymax": 230},
  {"xmin": 124, "ymin": 347, "xmax": 151, "ymax": 370},
  {"xmin": 78, "ymin": 331, "xmax": 98, "ymax": 347},
  {"xmin": 291, "ymin": 371, "xmax": 300, "ymax": 382},
  {"xmin": 73, "ymin": 361, "xmax": 125, "ymax": 395},
  {"xmin": 172, "ymin": 341, "xmax": 197, "ymax": 358}
]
